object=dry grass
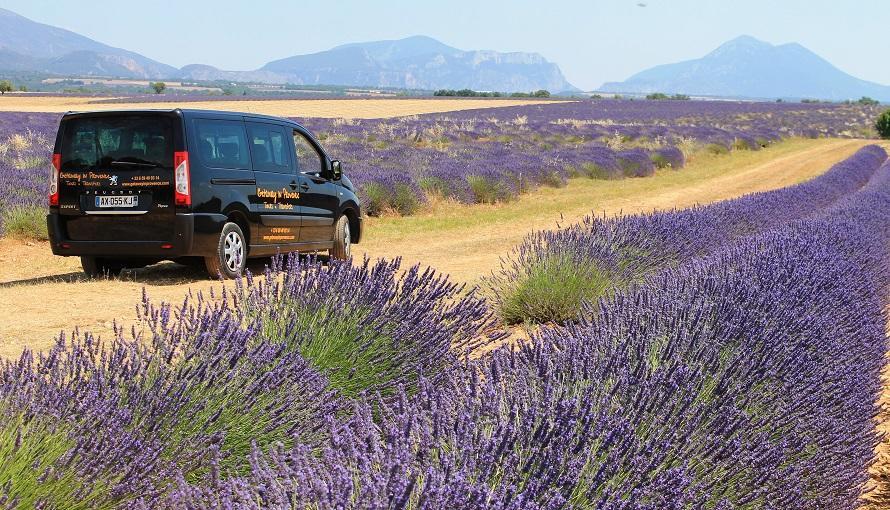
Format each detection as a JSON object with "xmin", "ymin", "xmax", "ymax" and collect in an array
[
  {"xmin": 0, "ymin": 137, "xmax": 881, "ymax": 358},
  {"xmin": 0, "ymin": 96, "xmax": 558, "ymax": 118}
]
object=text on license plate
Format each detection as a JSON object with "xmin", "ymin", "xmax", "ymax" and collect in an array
[{"xmin": 95, "ymin": 195, "xmax": 139, "ymax": 208}]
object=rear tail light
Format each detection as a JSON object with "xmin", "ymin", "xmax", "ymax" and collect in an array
[
  {"xmin": 174, "ymin": 151, "xmax": 191, "ymax": 207},
  {"xmin": 49, "ymin": 153, "xmax": 61, "ymax": 206}
]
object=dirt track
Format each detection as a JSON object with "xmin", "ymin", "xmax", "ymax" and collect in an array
[{"xmin": 0, "ymin": 138, "xmax": 882, "ymax": 358}]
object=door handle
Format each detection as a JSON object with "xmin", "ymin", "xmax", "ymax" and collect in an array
[
  {"xmin": 300, "ymin": 183, "xmax": 310, "ymax": 191},
  {"xmin": 289, "ymin": 181, "xmax": 298, "ymax": 190}
]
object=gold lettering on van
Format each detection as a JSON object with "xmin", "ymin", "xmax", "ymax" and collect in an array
[{"xmin": 257, "ymin": 188, "xmax": 300, "ymax": 205}]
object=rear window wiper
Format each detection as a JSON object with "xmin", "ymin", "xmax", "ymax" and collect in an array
[{"xmin": 110, "ymin": 160, "xmax": 159, "ymax": 168}]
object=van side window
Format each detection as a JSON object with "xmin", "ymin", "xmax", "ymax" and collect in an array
[
  {"xmin": 293, "ymin": 130, "xmax": 323, "ymax": 174},
  {"xmin": 247, "ymin": 123, "xmax": 291, "ymax": 173},
  {"xmin": 194, "ymin": 119, "xmax": 249, "ymax": 169}
]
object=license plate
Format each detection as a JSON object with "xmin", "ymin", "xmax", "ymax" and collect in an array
[{"xmin": 95, "ymin": 195, "xmax": 139, "ymax": 208}]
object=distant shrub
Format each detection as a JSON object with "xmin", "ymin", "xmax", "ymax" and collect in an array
[
  {"xmin": 581, "ymin": 162, "xmax": 623, "ymax": 180},
  {"xmin": 434, "ymin": 89, "xmax": 503, "ymax": 98},
  {"xmin": 706, "ymin": 142, "xmax": 731, "ymax": 155},
  {"xmin": 510, "ymin": 90, "xmax": 551, "ymax": 98},
  {"xmin": 876, "ymin": 110, "xmax": 890, "ymax": 139},
  {"xmin": 361, "ymin": 182, "xmax": 420, "ymax": 216},
  {"xmin": 616, "ymin": 149, "xmax": 656, "ymax": 177},
  {"xmin": 858, "ymin": 96, "xmax": 880, "ymax": 106},
  {"xmin": 467, "ymin": 174, "xmax": 513, "ymax": 204},
  {"xmin": 150, "ymin": 82, "xmax": 166, "ymax": 94},
  {"xmin": 1, "ymin": 205, "xmax": 47, "ymax": 239},
  {"xmin": 650, "ymin": 147, "xmax": 685, "ymax": 169},
  {"xmin": 646, "ymin": 92, "xmax": 690, "ymax": 100}
]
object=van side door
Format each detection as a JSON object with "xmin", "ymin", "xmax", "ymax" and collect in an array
[
  {"xmin": 292, "ymin": 128, "xmax": 338, "ymax": 243},
  {"xmin": 246, "ymin": 121, "xmax": 301, "ymax": 245}
]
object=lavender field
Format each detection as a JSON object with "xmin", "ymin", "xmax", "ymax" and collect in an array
[
  {"xmin": 3, "ymin": 144, "xmax": 890, "ymax": 508},
  {"xmin": 0, "ymin": 99, "xmax": 882, "ymax": 235}
]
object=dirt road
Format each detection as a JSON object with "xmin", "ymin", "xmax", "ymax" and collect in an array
[{"xmin": 0, "ymin": 138, "xmax": 881, "ymax": 357}]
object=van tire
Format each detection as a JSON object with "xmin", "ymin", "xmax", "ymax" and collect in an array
[
  {"xmin": 330, "ymin": 215, "xmax": 351, "ymax": 260},
  {"xmin": 205, "ymin": 222, "xmax": 247, "ymax": 279},
  {"xmin": 81, "ymin": 256, "xmax": 125, "ymax": 278}
]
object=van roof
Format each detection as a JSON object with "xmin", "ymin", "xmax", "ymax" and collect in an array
[{"xmin": 61, "ymin": 108, "xmax": 304, "ymax": 127}]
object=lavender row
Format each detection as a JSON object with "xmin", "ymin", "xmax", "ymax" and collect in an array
[
  {"xmin": 488, "ymin": 144, "xmax": 888, "ymax": 324},
  {"xmin": 157, "ymin": 164, "xmax": 890, "ymax": 508},
  {"xmin": 294, "ymin": 100, "xmax": 880, "ymax": 213},
  {"xmin": 0, "ymin": 112, "xmax": 57, "ymax": 237}
]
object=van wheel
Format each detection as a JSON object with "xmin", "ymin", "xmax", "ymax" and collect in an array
[
  {"xmin": 81, "ymin": 256, "xmax": 125, "ymax": 278},
  {"xmin": 205, "ymin": 222, "xmax": 247, "ymax": 279},
  {"xmin": 330, "ymin": 215, "xmax": 351, "ymax": 260}
]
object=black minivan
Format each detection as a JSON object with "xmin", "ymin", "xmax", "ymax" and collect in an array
[{"xmin": 47, "ymin": 109, "xmax": 362, "ymax": 278}]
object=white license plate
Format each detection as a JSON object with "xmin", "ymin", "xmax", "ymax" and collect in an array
[{"xmin": 95, "ymin": 195, "xmax": 139, "ymax": 208}]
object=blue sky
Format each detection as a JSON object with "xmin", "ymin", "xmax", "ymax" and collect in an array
[{"xmin": 0, "ymin": 0, "xmax": 887, "ymax": 90}]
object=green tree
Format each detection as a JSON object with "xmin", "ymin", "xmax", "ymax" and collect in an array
[
  {"xmin": 532, "ymin": 89, "xmax": 551, "ymax": 98},
  {"xmin": 858, "ymin": 96, "xmax": 880, "ymax": 106},
  {"xmin": 0, "ymin": 80, "xmax": 12, "ymax": 95},
  {"xmin": 150, "ymin": 81, "xmax": 167, "ymax": 94},
  {"xmin": 875, "ymin": 110, "xmax": 890, "ymax": 139}
]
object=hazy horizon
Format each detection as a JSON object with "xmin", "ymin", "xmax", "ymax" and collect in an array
[{"xmin": 0, "ymin": 0, "xmax": 887, "ymax": 90}]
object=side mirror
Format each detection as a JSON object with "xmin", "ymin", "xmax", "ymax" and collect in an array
[{"xmin": 330, "ymin": 159, "xmax": 342, "ymax": 180}]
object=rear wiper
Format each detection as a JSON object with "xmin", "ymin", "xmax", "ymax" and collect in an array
[{"xmin": 110, "ymin": 160, "xmax": 158, "ymax": 168}]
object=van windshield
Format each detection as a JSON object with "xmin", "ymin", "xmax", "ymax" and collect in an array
[{"xmin": 60, "ymin": 116, "xmax": 174, "ymax": 170}]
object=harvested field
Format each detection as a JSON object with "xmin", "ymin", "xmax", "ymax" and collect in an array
[{"xmin": 0, "ymin": 96, "xmax": 559, "ymax": 118}]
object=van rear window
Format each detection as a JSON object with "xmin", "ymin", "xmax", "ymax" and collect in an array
[
  {"xmin": 61, "ymin": 116, "xmax": 174, "ymax": 170},
  {"xmin": 194, "ymin": 119, "xmax": 250, "ymax": 169}
]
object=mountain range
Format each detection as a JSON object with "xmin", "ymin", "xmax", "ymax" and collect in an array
[
  {"xmin": 599, "ymin": 35, "xmax": 890, "ymax": 101},
  {"xmin": 2, "ymin": 7, "xmax": 889, "ymax": 100},
  {"xmin": 0, "ymin": 7, "xmax": 577, "ymax": 92}
]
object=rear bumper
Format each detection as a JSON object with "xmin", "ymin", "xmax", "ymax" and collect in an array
[{"xmin": 47, "ymin": 212, "xmax": 225, "ymax": 258}]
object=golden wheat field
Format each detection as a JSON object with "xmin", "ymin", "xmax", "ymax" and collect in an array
[{"xmin": 0, "ymin": 95, "xmax": 559, "ymax": 117}]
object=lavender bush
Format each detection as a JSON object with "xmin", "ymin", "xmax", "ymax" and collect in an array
[
  {"xmin": 489, "ymin": 144, "xmax": 888, "ymax": 324},
  {"xmin": 234, "ymin": 256, "xmax": 500, "ymax": 397}
]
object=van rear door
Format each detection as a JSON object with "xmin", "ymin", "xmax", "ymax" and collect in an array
[{"xmin": 56, "ymin": 113, "xmax": 182, "ymax": 242}]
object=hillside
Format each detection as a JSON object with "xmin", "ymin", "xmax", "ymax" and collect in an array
[
  {"xmin": 0, "ymin": 8, "xmax": 577, "ymax": 92},
  {"xmin": 599, "ymin": 35, "xmax": 890, "ymax": 101}
]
